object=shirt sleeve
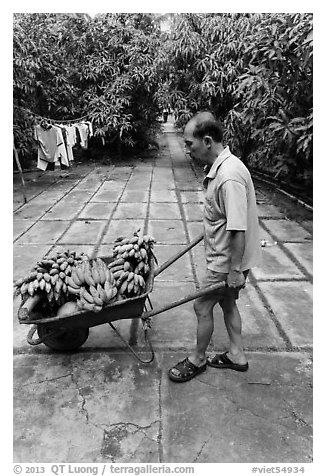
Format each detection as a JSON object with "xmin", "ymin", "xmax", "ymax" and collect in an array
[{"xmin": 219, "ymin": 180, "xmax": 248, "ymax": 231}]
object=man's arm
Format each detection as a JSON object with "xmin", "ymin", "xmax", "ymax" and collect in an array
[{"xmin": 228, "ymin": 230, "xmax": 246, "ymax": 288}]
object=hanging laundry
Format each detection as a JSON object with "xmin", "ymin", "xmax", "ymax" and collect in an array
[
  {"xmin": 85, "ymin": 121, "xmax": 93, "ymax": 137},
  {"xmin": 65, "ymin": 125, "xmax": 78, "ymax": 148},
  {"xmin": 57, "ymin": 125, "xmax": 74, "ymax": 163},
  {"xmin": 34, "ymin": 123, "xmax": 69, "ymax": 171},
  {"xmin": 76, "ymin": 122, "xmax": 89, "ymax": 149}
]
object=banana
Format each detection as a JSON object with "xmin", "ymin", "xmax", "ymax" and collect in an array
[
  {"xmin": 81, "ymin": 287, "xmax": 95, "ymax": 304},
  {"xmin": 127, "ymin": 272, "xmax": 134, "ymax": 282},
  {"xmin": 60, "ymin": 261, "xmax": 68, "ymax": 271},
  {"xmin": 71, "ymin": 270, "xmax": 83, "ymax": 286},
  {"xmin": 39, "ymin": 279, "xmax": 46, "ymax": 291},
  {"xmin": 91, "ymin": 263, "xmax": 101, "ymax": 285},
  {"xmin": 128, "ymin": 249, "xmax": 135, "ymax": 258},
  {"xmin": 93, "ymin": 294, "xmax": 103, "ymax": 307},
  {"xmin": 50, "ymin": 275, "xmax": 56, "ymax": 286},
  {"xmin": 97, "ymin": 284, "xmax": 107, "ymax": 302},
  {"xmin": 122, "ymin": 251, "xmax": 129, "ymax": 259},
  {"xmin": 121, "ymin": 238, "xmax": 130, "ymax": 245},
  {"xmin": 84, "ymin": 263, "xmax": 95, "ymax": 287},
  {"xmin": 109, "ymin": 264, "xmax": 124, "ymax": 274},
  {"xmin": 97, "ymin": 263, "xmax": 106, "ymax": 284},
  {"xmin": 138, "ymin": 275, "xmax": 146, "ymax": 288},
  {"xmin": 120, "ymin": 280, "xmax": 128, "ymax": 295},
  {"xmin": 134, "ymin": 274, "xmax": 139, "ymax": 285},
  {"xmin": 130, "ymin": 236, "xmax": 138, "ymax": 244},
  {"xmin": 67, "ymin": 286, "xmax": 80, "ymax": 295},
  {"xmin": 76, "ymin": 265, "xmax": 85, "ymax": 283},
  {"xmin": 51, "ymin": 262, "xmax": 60, "ymax": 269},
  {"xmin": 89, "ymin": 285, "xmax": 98, "ymax": 298},
  {"xmin": 127, "ymin": 281, "xmax": 134, "ymax": 294},
  {"xmin": 36, "ymin": 267, "xmax": 47, "ymax": 274},
  {"xmin": 123, "ymin": 261, "xmax": 131, "ymax": 271},
  {"xmin": 113, "ymin": 270, "xmax": 124, "ymax": 280},
  {"xmin": 59, "ymin": 271, "xmax": 66, "ymax": 279},
  {"xmin": 36, "ymin": 272, "xmax": 43, "ymax": 281},
  {"xmin": 57, "ymin": 257, "xmax": 66, "ymax": 265},
  {"xmin": 20, "ymin": 282, "xmax": 28, "ymax": 295},
  {"xmin": 48, "ymin": 289, "xmax": 54, "ymax": 302},
  {"xmin": 111, "ymin": 286, "xmax": 118, "ymax": 299},
  {"xmin": 45, "ymin": 282, "xmax": 51, "ymax": 293},
  {"xmin": 140, "ymin": 248, "xmax": 147, "ymax": 260},
  {"xmin": 104, "ymin": 286, "xmax": 113, "ymax": 302},
  {"xmin": 43, "ymin": 273, "xmax": 51, "ymax": 282},
  {"xmin": 143, "ymin": 264, "xmax": 150, "ymax": 275},
  {"xmin": 125, "ymin": 243, "xmax": 133, "ymax": 251},
  {"xmin": 66, "ymin": 276, "xmax": 79, "ymax": 289},
  {"xmin": 93, "ymin": 305, "xmax": 102, "ymax": 313},
  {"xmin": 55, "ymin": 280, "xmax": 62, "ymax": 293},
  {"xmin": 108, "ymin": 258, "xmax": 124, "ymax": 269},
  {"xmin": 62, "ymin": 283, "xmax": 67, "ymax": 293},
  {"xmin": 81, "ymin": 300, "xmax": 96, "ymax": 312},
  {"xmin": 33, "ymin": 279, "xmax": 39, "ymax": 291}
]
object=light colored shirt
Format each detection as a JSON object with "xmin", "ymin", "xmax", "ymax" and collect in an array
[{"xmin": 203, "ymin": 146, "xmax": 261, "ymax": 272}]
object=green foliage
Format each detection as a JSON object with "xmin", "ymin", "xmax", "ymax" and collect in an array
[
  {"xmin": 13, "ymin": 13, "xmax": 162, "ymax": 158},
  {"xmin": 157, "ymin": 13, "xmax": 313, "ymax": 182}
]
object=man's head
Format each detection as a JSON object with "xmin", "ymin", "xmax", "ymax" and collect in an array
[{"xmin": 184, "ymin": 111, "xmax": 224, "ymax": 164}]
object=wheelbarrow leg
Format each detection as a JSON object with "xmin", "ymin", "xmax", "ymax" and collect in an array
[{"xmin": 108, "ymin": 321, "xmax": 155, "ymax": 364}]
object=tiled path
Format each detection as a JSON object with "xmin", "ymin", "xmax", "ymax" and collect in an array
[{"xmin": 13, "ymin": 121, "xmax": 313, "ymax": 464}]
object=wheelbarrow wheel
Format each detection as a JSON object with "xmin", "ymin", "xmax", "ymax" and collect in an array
[{"xmin": 37, "ymin": 324, "xmax": 89, "ymax": 351}]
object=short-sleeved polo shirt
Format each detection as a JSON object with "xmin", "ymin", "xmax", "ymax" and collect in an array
[{"xmin": 203, "ymin": 146, "xmax": 261, "ymax": 272}]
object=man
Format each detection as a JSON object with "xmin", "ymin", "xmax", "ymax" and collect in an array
[{"xmin": 169, "ymin": 111, "xmax": 261, "ymax": 382}]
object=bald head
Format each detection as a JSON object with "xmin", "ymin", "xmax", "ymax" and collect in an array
[{"xmin": 186, "ymin": 111, "xmax": 224, "ymax": 143}]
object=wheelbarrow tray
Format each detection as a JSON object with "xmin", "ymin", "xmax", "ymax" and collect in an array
[{"xmin": 19, "ymin": 255, "xmax": 155, "ymax": 330}]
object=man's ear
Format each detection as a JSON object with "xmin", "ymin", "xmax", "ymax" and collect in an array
[{"xmin": 203, "ymin": 136, "xmax": 213, "ymax": 148}]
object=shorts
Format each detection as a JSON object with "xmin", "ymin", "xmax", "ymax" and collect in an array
[{"xmin": 201, "ymin": 269, "xmax": 249, "ymax": 301}]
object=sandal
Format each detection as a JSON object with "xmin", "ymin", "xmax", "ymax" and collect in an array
[
  {"xmin": 168, "ymin": 357, "xmax": 207, "ymax": 382},
  {"xmin": 207, "ymin": 352, "xmax": 248, "ymax": 372}
]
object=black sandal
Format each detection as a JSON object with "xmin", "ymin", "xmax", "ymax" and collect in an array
[
  {"xmin": 207, "ymin": 352, "xmax": 248, "ymax": 372},
  {"xmin": 168, "ymin": 357, "xmax": 207, "ymax": 382}
]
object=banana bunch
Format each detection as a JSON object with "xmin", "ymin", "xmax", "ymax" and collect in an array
[
  {"xmin": 109, "ymin": 229, "xmax": 155, "ymax": 299},
  {"xmin": 66, "ymin": 258, "xmax": 118, "ymax": 312},
  {"xmin": 14, "ymin": 250, "xmax": 88, "ymax": 304}
]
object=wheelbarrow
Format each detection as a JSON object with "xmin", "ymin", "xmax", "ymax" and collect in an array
[{"xmin": 17, "ymin": 233, "xmax": 226, "ymax": 363}]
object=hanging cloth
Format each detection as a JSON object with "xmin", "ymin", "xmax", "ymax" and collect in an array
[{"xmin": 76, "ymin": 122, "xmax": 89, "ymax": 149}]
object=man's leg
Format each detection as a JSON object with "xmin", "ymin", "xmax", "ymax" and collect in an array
[
  {"xmin": 218, "ymin": 293, "xmax": 247, "ymax": 365},
  {"xmin": 187, "ymin": 294, "xmax": 219, "ymax": 367}
]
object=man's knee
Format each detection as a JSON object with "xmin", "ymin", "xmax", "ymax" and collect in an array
[{"xmin": 193, "ymin": 296, "xmax": 215, "ymax": 319}]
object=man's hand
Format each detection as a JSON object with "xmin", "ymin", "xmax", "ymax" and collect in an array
[{"xmin": 227, "ymin": 269, "xmax": 245, "ymax": 289}]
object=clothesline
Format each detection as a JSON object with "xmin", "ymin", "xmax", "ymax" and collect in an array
[{"xmin": 13, "ymin": 105, "xmax": 90, "ymax": 125}]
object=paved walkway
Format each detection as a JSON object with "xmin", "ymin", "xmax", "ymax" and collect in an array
[{"xmin": 13, "ymin": 120, "xmax": 313, "ymax": 464}]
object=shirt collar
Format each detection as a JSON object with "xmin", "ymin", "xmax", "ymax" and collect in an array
[{"xmin": 205, "ymin": 146, "xmax": 231, "ymax": 180}]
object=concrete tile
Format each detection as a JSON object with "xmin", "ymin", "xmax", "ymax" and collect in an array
[
  {"xmin": 160, "ymin": 352, "xmax": 312, "ymax": 463},
  {"xmin": 15, "ymin": 221, "xmax": 70, "ymax": 245},
  {"xmin": 13, "ymin": 244, "xmax": 52, "ymax": 281},
  {"xmin": 41, "ymin": 201, "xmax": 85, "ymax": 220},
  {"xmin": 91, "ymin": 189, "xmax": 123, "ymax": 202},
  {"xmin": 257, "ymin": 282, "xmax": 313, "ymax": 347},
  {"xmin": 147, "ymin": 220, "xmax": 187, "ymax": 244},
  {"xmin": 150, "ymin": 190, "xmax": 177, "ymax": 202},
  {"xmin": 97, "ymin": 180, "xmax": 128, "ymax": 192},
  {"xmin": 283, "ymin": 242, "xmax": 313, "ymax": 276},
  {"xmin": 46, "ymin": 244, "xmax": 95, "ymax": 258},
  {"xmin": 180, "ymin": 191, "xmax": 204, "ymax": 203},
  {"xmin": 153, "ymin": 245, "xmax": 194, "ymax": 282},
  {"xmin": 187, "ymin": 222, "xmax": 204, "ymax": 241},
  {"xmin": 13, "ymin": 201, "xmax": 52, "ymax": 220},
  {"xmin": 13, "ymin": 352, "xmax": 161, "ymax": 463},
  {"xmin": 102, "ymin": 220, "xmax": 145, "ymax": 244},
  {"xmin": 59, "ymin": 220, "xmax": 107, "ymax": 244},
  {"xmin": 183, "ymin": 203, "xmax": 204, "ymax": 221},
  {"xmin": 261, "ymin": 219, "xmax": 312, "ymax": 242},
  {"xmin": 112, "ymin": 203, "xmax": 147, "ymax": 220},
  {"xmin": 211, "ymin": 283, "xmax": 286, "ymax": 350},
  {"xmin": 78, "ymin": 202, "xmax": 115, "ymax": 220},
  {"xmin": 149, "ymin": 282, "xmax": 198, "ymax": 349},
  {"xmin": 125, "ymin": 179, "xmax": 152, "ymax": 191},
  {"xmin": 13, "ymin": 220, "xmax": 35, "ymax": 241},
  {"xmin": 251, "ymin": 245, "xmax": 305, "ymax": 280},
  {"xmin": 120, "ymin": 190, "xmax": 149, "ymax": 202},
  {"xmin": 149, "ymin": 203, "xmax": 181, "ymax": 220},
  {"xmin": 257, "ymin": 203, "xmax": 285, "ymax": 218}
]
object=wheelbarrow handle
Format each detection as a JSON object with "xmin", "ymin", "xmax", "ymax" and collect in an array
[
  {"xmin": 154, "ymin": 232, "xmax": 204, "ymax": 277},
  {"xmin": 141, "ymin": 281, "xmax": 226, "ymax": 320}
]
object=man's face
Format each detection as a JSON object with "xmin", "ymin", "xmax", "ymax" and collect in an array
[{"xmin": 184, "ymin": 123, "xmax": 208, "ymax": 163}]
